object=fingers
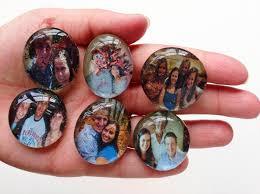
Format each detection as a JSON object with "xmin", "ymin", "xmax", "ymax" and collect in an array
[
  {"xmin": 179, "ymin": 85, "xmax": 260, "ymax": 118},
  {"xmin": 0, "ymin": 9, "xmax": 148, "ymax": 87},
  {"xmin": 37, "ymin": 8, "xmax": 148, "ymax": 45},
  {"xmin": 48, "ymin": 117, "xmax": 234, "ymax": 177},
  {"xmin": 118, "ymin": 84, "xmax": 260, "ymax": 118},
  {"xmin": 185, "ymin": 120, "xmax": 233, "ymax": 148},
  {"xmin": 130, "ymin": 44, "xmax": 248, "ymax": 85},
  {"xmin": 130, "ymin": 117, "xmax": 233, "ymax": 148},
  {"xmin": 1, "ymin": 8, "xmax": 148, "ymax": 46},
  {"xmin": 0, "ymin": 92, "xmax": 233, "ymax": 178},
  {"xmin": 87, "ymin": 151, "xmax": 189, "ymax": 178},
  {"xmin": 0, "ymin": 101, "xmax": 187, "ymax": 177}
]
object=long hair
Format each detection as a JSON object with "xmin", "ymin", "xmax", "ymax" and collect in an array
[
  {"xmin": 110, "ymin": 65, "xmax": 125, "ymax": 78},
  {"xmin": 136, "ymin": 128, "xmax": 155, "ymax": 166},
  {"xmin": 42, "ymin": 107, "xmax": 66, "ymax": 146},
  {"xmin": 29, "ymin": 34, "xmax": 51, "ymax": 58},
  {"xmin": 179, "ymin": 59, "xmax": 191, "ymax": 74},
  {"xmin": 100, "ymin": 121, "xmax": 120, "ymax": 153},
  {"xmin": 155, "ymin": 58, "xmax": 168, "ymax": 80},
  {"xmin": 53, "ymin": 49, "xmax": 74, "ymax": 82},
  {"xmin": 165, "ymin": 67, "xmax": 179, "ymax": 89},
  {"xmin": 180, "ymin": 67, "xmax": 199, "ymax": 107},
  {"xmin": 9, "ymin": 102, "xmax": 33, "ymax": 138},
  {"xmin": 50, "ymin": 108, "xmax": 66, "ymax": 132}
]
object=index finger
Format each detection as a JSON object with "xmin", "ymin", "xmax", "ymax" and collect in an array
[
  {"xmin": 130, "ymin": 44, "xmax": 248, "ymax": 85},
  {"xmin": 3, "ymin": 8, "xmax": 148, "ymax": 45}
]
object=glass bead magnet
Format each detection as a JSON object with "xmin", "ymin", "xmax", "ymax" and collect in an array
[
  {"xmin": 23, "ymin": 28, "xmax": 79, "ymax": 90},
  {"xmin": 83, "ymin": 34, "xmax": 133, "ymax": 98},
  {"xmin": 141, "ymin": 47, "xmax": 207, "ymax": 111},
  {"xmin": 9, "ymin": 88, "xmax": 67, "ymax": 148},
  {"xmin": 133, "ymin": 111, "xmax": 190, "ymax": 171},
  {"xmin": 74, "ymin": 99, "xmax": 131, "ymax": 165}
]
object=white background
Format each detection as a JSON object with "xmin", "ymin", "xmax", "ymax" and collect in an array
[{"xmin": 0, "ymin": 0, "xmax": 259, "ymax": 194}]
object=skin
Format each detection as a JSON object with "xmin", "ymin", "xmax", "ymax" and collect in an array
[
  {"xmin": 111, "ymin": 65, "xmax": 120, "ymax": 79},
  {"xmin": 101, "ymin": 123, "xmax": 116, "ymax": 143},
  {"xmin": 93, "ymin": 51, "xmax": 108, "ymax": 72},
  {"xmin": 170, "ymin": 71, "xmax": 179, "ymax": 86},
  {"xmin": 35, "ymin": 40, "xmax": 52, "ymax": 72},
  {"xmin": 0, "ymin": 9, "xmax": 258, "ymax": 178},
  {"xmin": 165, "ymin": 137, "xmax": 177, "ymax": 159},
  {"xmin": 50, "ymin": 112, "xmax": 64, "ymax": 132},
  {"xmin": 44, "ymin": 112, "xmax": 64, "ymax": 147},
  {"xmin": 145, "ymin": 69, "xmax": 155, "ymax": 82},
  {"xmin": 34, "ymin": 101, "xmax": 49, "ymax": 121},
  {"xmin": 92, "ymin": 114, "xmax": 108, "ymax": 133},
  {"xmin": 96, "ymin": 123, "xmax": 117, "ymax": 165},
  {"xmin": 14, "ymin": 102, "xmax": 30, "ymax": 122},
  {"xmin": 154, "ymin": 121, "xmax": 166, "ymax": 143},
  {"xmin": 155, "ymin": 123, "xmax": 163, "ymax": 135},
  {"xmin": 181, "ymin": 62, "xmax": 190, "ymax": 75},
  {"xmin": 176, "ymin": 72, "xmax": 197, "ymax": 107},
  {"xmin": 187, "ymin": 72, "xmax": 196, "ymax": 89},
  {"xmin": 159, "ymin": 70, "xmax": 179, "ymax": 107},
  {"xmin": 139, "ymin": 133, "xmax": 151, "ymax": 154},
  {"xmin": 54, "ymin": 58, "xmax": 70, "ymax": 85},
  {"xmin": 157, "ymin": 62, "xmax": 167, "ymax": 77},
  {"xmin": 145, "ymin": 68, "xmax": 163, "ymax": 100}
]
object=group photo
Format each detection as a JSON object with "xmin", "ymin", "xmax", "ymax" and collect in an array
[
  {"xmin": 9, "ymin": 89, "xmax": 66, "ymax": 148},
  {"xmin": 134, "ymin": 111, "xmax": 190, "ymax": 171},
  {"xmin": 142, "ymin": 47, "xmax": 207, "ymax": 111},
  {"xmin": 74, "ymin": 99, "xmax": 131, "ymax": 165},
  {"xmin": 24, "ymin": 28, "xmax": 79, "ymax": 90},
  {"xmin": 84, "ymin": 34, "xmax": 133, "ymax": 98}
]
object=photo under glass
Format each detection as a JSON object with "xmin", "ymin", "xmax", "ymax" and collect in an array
[
  {"xmin": 141, "ymin": 47, "xmax": 207, "ymax": 111},
  {"xmin": 83, "ymin": 34, "xmax": 133, "ymax": 98},
  {"xmin": 8, "ymin": 88, "xmax": 67, "ymax": 148},
  {"xmin": 134, "ymin": 111, "xmax": 190, "ymax": 171},
  {"xmin": 74, "ymin": 98, "xmax": 131, "ymax": 165},
  {"xmin": 23, "ymin": 27, "xmax": 79, "ymax": 90}
]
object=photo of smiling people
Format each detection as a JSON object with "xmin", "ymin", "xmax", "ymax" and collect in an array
[
  {"xmin": 8, "ymin": 88, "xmax": 66, "ymax": 148},
  {"xmin": 74, "ymin": 99, "xmax": 131, "ymax": 165},
  {"xmin": 134, "ymin": 111, "xmax": 190, "ymax": 171},
  {"xmin": 23, "ymin": 28, "xmax": 79, "ymax": 90},
  {"xmin": 83, "ymin": 34, "xmax": 133, "ymax": 98},
  {"xmin": 141, "ymin": 47, "xmax": 207, "ymax": 111}
]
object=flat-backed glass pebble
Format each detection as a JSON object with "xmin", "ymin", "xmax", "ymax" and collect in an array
[
  {"xmin": 133, "ymin": 111, "xmax": 190, "ymax": 171},
  {"xmin": 83, "ymin": 34, "xmax": 133, "ymax": 98},
  {"xmin": 24, "ymin": 28, "xmax": 79, "ymax": 90},
  {"xmin": 141, "ymin": 47, "xmax": 207, "ymax": 111},
  {"xmin": 74, "ymin": 99, "xmax": 131, "ymax": 165},
  {"xmin": 9, "ymin": 88, "xmax": 67, "ymax": 148}
]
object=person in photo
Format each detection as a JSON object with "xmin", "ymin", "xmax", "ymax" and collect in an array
[
  {"xmin": 75, "ymin": 109, "xmax": 109, "ymax": 163},
  {"xmin": 156, "ymin": 132, "xmax": 185, "ymax": 171},
  {"xmin": 96, "ymin": 121, "xmax": 119, "ymax": 164},
  {"xmin": 19, "ymin": 96, "xmax": 49, "ymax": 148}
]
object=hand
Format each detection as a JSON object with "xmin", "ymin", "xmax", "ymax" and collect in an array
[{"xmin": 0, "ymin": 8, "xmax": 259, "ymax": 178}]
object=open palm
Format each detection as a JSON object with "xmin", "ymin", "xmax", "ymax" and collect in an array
[{"xmin": 0, "ymin": 8, "xmax": 259, "ymax": 177}]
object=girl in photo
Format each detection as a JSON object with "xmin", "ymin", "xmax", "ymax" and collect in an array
[
  {"xmin": 175, "ymin": 59, "xmax": 191, "ymax": 89},
  {"xmin": 136, "ymin": 128, "xmax": 156, "ymax": 168},
  {"xmin": 176, "ymin": 67, "xmax": 202, "ymax": 109},
  {"xmin": 44, "ymin": 109, "xmax": 65, "ymax": 147},
  {"xmin": 159, "ymin": 67, "xmax": 179, "ymax": 110},
  {"xmin": 53, "ymin": 50, "xmax": 73, "ymax": 88},
  {"xmin": 143, "ymin": 66, "xmax": 162, "ymax": 102},
  {"xmin": 10, "ymin": 97, "xmax": 32, "ymax": 139},
  {"xmin": 110, "ymin": 64, "xmax": 128, "ymax": 95},
  {"xmin": 96, "ymin": 121, "xmax": 119, "ymax": 164}
]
